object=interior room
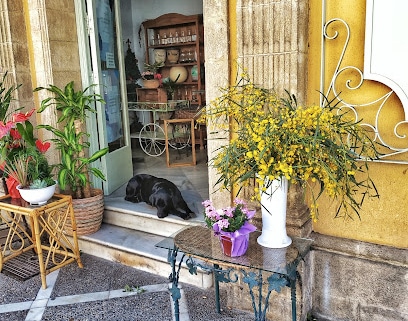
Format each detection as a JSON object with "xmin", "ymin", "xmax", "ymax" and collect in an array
[{"xmin": 105, "ymin": 0, "xmax": 208, "ymax": 218}]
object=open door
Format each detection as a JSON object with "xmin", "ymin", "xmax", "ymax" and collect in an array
[{"xmin": 75, "ymin": 0, "xmax": 133, "ymax": 195}]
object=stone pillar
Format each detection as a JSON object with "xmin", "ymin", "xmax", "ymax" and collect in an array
[
  {"xmin": 234, "ymin": 0, "xmax": 311, "ymax": 237},
  {"xmin": 287, "ymin": 184, "xmax": 312, "ymax": 238},
  {"xmin": 24, "ymin": 0, "xmax": 81, "ymax": 165},
  {"xmin": 0, "ymin": 0, "xmax": 33, "ymax": 112},
  {"xmin": 203, "ymin": 0, "xmax": 231, "ymax": 208}
]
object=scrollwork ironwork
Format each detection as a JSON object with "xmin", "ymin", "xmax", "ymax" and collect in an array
[{"xmin": 322, "ymin": 14, "xmax": 408, "ymax": 163}]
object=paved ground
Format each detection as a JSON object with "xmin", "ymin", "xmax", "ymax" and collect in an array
[{"xmin": 0, "ymin": 253, "xmax": 254, "ymax": 321}]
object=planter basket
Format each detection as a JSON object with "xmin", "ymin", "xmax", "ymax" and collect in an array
[
  {"xmin": 175, "ymin": 107, "xmax": 204, "ymax": 120},
  {"xmin": 64, "ymin": 188, "xmax": 104, "ymax": 236}
]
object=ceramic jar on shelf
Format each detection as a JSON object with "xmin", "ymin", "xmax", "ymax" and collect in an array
[{"xmin": 166, "ymin": 48, "xmax": 179, "ymax": 63}]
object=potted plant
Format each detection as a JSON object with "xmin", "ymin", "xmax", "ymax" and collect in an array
[
  {"xmin": 207, "ymin": 74, "xmax": 380, "ymax": 247},
  {"xmin": 0, "ymin": 71, "xmax": 22, "ymax": 193},
  {"xmin": 162, "ymin": 75, "xmax": 180, "ymax": 101},
  {"xmin": 0, "ymin": 107, "xmax": 56, "ymax": 204},
  {"xmin": 34, "ymin": 81, "xmax": 109, "ymax": 235},
  {"xmin": 202, "ymin": 198, "xmax": 256, "ymax": 257},
  {"xmin": 141, "ymin": 61, "xmax": 164, "ymax": 88}
]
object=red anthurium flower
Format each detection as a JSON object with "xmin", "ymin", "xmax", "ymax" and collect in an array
[
  {"xmin": 0, "ymin": 121, "xmax": 13, "ymax": 139},
  {"xmin": 11, "ymin": 108, "xmax": 35, "ymax": 123},
  {"xmin": 35, "ymin": 140, "xmax": 50, "ymax": 153},
  {"xmin": 10, "ymin": 128, "xmax": 21, "ymax": 140}
]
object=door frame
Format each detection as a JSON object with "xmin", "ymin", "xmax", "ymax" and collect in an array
[{"xmin": 74, "ymin": 0, "xmax": 133, "ymax": 194}]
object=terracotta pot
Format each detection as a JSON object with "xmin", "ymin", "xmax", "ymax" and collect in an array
[
  {"xmin": 219, "ymin": 233, "xmax": 250, "ymax": 257},
  {"xmin": 166, "ymin": 48, "xmax": 179, "ymax": 63},
  {"xmin": 65, "ymin": 188, "xmax": 104, "ymax": 236},
  {"xmin": 143, "ymin": 79, "xmax": 160, "ymax": 88}
]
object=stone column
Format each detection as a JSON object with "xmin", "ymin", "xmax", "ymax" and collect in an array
[
  {"xmin": 203, "ymin": 0, "xmax": 231, "ymax": 208},
  {"xmin": 234, "ymin": 0, "xmax": 311, "ymax": 238},
  {"xmin": 24, "ymin": 0, "xmax": 81, "ymax": 165}
]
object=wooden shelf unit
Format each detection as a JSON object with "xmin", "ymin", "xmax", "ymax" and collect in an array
[{"xmin": 142, "ymin": 13, "xmax": 205, "ymax": 108}]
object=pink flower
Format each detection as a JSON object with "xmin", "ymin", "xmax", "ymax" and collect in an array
[
  {"xmin": 0, "ymin": 121, "xmax": 13, "ymax": 139},
  {"xmin": 202, "ymin": 200, "xmax": 212, "ymax": 207},
  {"xmin": 224, "ymin": 207, "xmax": 234, "ymax": 217},
  {"xmin": 11, "ymin": 108, "xmax": 35, "ymax": 123},
  {"xmin": 234, "ymin": 198, "xmax": 246, "ymax": 205},
  {"xmin": 216, "ymin": 219, "xmax": 230, "ymax": 230}
]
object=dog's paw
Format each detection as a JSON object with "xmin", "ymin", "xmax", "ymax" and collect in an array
[
  {"xmin": 181, "ymin": 213, "xmax": 193, "ymax": 220},
  {"xmin": 125, "ymin": 196, "xmax": 140, "ymax": 203}
]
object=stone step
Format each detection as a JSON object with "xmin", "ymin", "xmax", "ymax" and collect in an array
[
  {"xmin": 74, "ymin": 223, "xmax": 213, "ymax": 289},
  {"xmin": 103, "ymin": 194, "xmax": 204, "ymax": 237}
]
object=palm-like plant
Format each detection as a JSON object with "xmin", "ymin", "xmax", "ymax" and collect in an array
[
  {"xmin": 0, "ymin": 71, "xmax": 22, "ymax": 122},
  {"xmin": 35, "ymin": 81, "xmax": 108, "ymax": 199}
]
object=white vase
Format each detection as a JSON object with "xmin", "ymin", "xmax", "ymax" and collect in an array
[{"xmin": 257, "ymin": 176, "xmax": 292, "ymax": 248}]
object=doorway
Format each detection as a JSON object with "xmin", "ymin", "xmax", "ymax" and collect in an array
[
  {"xmin": 76, "ymin": 0, "xmax": 208, "ymax": 205},
  {"xmin": 117, "ymin": 0, "xmax": 209, "ymax": 205}
]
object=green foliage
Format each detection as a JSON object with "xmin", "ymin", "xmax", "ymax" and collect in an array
[
  {"xmin": 123, "ymin": 284, "xmax": 146, "ymax": 293},
  {"xmin": 3, "ymin": 146, "xmax": 55, "ymax": 189},
  {"xmin": 0, "ymin": 71, "xmax": 22, "ymax": 122},
  {"xmin": 161, "ymin": 75, "xmax": 180, "ymax": 99},
  {"xmin": 35, "ymin": 81, "xmax": 109, "ymax": 198},
  {"xmin": 124, "ymin": 46, "xmax": 141, "ymax": 81},
  {"xmin": 207, "ymin": 74, "xmax": 381, "ymax": 220},
  {"xmin": 30, "ymin": 179, "xmax": 48, "ymax": 189},
  {"xmin": 143, "ymin": 61, "xmax": 164, "ymax": 73}
]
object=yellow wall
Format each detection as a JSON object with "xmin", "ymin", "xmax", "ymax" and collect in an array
[{"xmin": 308, "ymin": 0, "xmax": 407, "ymax": 248}]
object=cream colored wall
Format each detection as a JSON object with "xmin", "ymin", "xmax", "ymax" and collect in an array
[
  {"xmin": 308, "ymin": 0, "xmax": 407, "ymax": 248},
  {"xmin": 0, "ymin": 1, "xmax": 33, "ymax": 114},
  {"xmin": 22, "ymin": 0, "xmax": 82, "ymax": 165}
]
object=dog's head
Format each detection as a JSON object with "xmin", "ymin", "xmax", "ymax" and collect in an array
[
  {"xmin": 149, "ymin": 192, "xmax": 170, "ymax": 218},
  {"xmin": 124, "ymin": 176, "xmax": 143, "ymax": 203}
]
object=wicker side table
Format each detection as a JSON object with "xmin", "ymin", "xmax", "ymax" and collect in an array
[{"xmin": 0, "ymin": 194, "xmax": 83, "ymax": 288}]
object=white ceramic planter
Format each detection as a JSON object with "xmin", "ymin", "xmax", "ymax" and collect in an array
[{"xmin": 17, "ymin": 182, "xmax": 57, "ymax": 206}]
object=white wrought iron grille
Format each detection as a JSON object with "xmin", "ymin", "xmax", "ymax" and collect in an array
[{"xmin": 320, "ymin": 1, "xmax": 408, "ymax": 164}]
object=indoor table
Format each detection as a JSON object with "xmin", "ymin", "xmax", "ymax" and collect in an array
[
  {"xmin": 156, "ymin": 225, "xmax": 313, "ymax": 321},
  {"xmin": 0, "ymin": 194, "xmax": 83, "ymax": 288}
]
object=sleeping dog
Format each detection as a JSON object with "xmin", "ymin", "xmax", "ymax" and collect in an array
[{"xmin": 124, "ymin": 174, "xmax": 193, "ymax": 220}]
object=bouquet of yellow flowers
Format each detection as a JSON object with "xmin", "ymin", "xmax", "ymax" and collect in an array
[{"xmin": 207, "ymin": 74, "xmax": 380, "ymax": 220}]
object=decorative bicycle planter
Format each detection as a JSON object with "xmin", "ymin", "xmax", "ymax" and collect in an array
[{"xmin": 128, "ymin": 101, "xmax": 192, "ymax": 157}]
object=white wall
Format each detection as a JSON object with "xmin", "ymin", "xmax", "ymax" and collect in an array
[{"xmin": 120, "ymin": 0, "xmax": 203, "ymax": 85}]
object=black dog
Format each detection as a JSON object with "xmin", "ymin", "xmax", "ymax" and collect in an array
[{"xmin": 124, "ymin": 174, "xmax": 193, "ymax": 220}]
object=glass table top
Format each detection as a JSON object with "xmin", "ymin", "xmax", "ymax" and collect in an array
[{"xmin": 156, "ymin": 225, "xmax": 313, "ymax": 274}]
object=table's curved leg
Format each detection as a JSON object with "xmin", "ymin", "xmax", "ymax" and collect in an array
[
  {"xmin": 241, "ymin": 269, "xmax": 289, "ymax": 321},
  {"xmin": 167, "ymin": 246, "xmax": 186, "ymax": 321},
  {"xmin": 32, "ymin": 211, "xmax": 47, "ymax": 289}
]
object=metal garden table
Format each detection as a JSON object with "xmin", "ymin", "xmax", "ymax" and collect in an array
[{"xmin": 156, "ymin": 225, "xmax": 312, "ymax": 321}]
